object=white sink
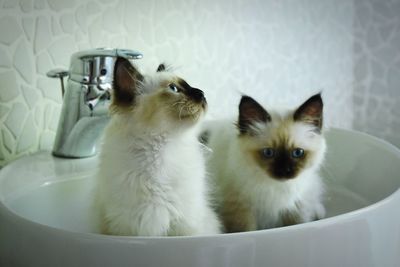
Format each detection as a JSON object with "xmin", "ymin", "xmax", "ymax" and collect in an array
[{"xmin": 1, "ymin": 128, "xmax": 400, "ymax": 267}]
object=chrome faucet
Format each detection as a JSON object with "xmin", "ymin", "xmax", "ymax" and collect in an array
[{"xmin": 47, "ymin": 48, "xmax": 143, "ymax": 158}]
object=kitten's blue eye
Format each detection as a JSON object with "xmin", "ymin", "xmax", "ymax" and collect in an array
[
  {"xmin": 262, "ymin": 148, "xmax": 275, "ymax": 158},
  {"xmin": 169, "ymin": 83, "xmax": 179, "ymax": 93},
  {"xmin": 292, "ymin": 148, "xmax": 305, "ymax": 158}
]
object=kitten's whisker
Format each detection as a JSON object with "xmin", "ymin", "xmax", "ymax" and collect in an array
[
  {"xmin": 123, "ymin": 66, "xmax": 136, "ymax": 81},
  {"xmin": 172, "ymin": 101, "xmax": 186, "ymax": 108},
  {"xmin": 178, "ymin": 106, "xmax": 185, "ymax": 120}
]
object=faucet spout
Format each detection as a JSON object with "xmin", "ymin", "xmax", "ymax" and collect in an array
[
  {"xmin": 51, "ymin": 81, "xmax": 110, "ymax": 158},
  {"xmin": 48, "ymin": 48, "xmax": 142, "ymax": 158}
]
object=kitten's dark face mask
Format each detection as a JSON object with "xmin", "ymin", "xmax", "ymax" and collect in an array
[
  {"xmin": 257, "ymin": 145, "xmax": 311, "ymax": 180},
  {"xmin": 177, "ymin": 80, "xmax": 207, "ymax": 109},
  {"xmin": 166, "ymin": 79, "xmax": 207, "ymax": 113},
  {"xmin": 237, "ymin": 94, "xmax": 323, "ymax": 181},
  {"xmin": 157, "ymin": 65, "xmax": 207, "ymax": 123}
]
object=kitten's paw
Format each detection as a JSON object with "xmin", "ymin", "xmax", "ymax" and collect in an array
[
  {"xmin": 313, "ymin": 203, "xmax": 326, "ymax": 220},
  {"xmin": 202, "ymin": 208, "xmax": 223, "ymax": 234},
  {"xmin": 299, "ymin": 202, "xmax": 326, "ymax": 222}
]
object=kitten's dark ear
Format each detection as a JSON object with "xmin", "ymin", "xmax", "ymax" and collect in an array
[
  {"xmin": 113, "ymin": 57, "xmax": 143, "ymax": 106},
  {"xmin": 238, "ymin": 96, "xmax": 271, "ymax": 135},
  {"xmin": 293, "ymin": 93, "xmax": 323, "ymax": 131},
  {"xmin": 157, "ymin": 63, "xmax": 166, "ymax": 72}
]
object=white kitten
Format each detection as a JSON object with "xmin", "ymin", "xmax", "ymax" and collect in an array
[
  {"xmin": 203, "ymin": 94, "xmax": 326, "ymax": 232},
  {"xmin": 95, "ymin": 59, "xmax": 221, "ymax": 236}
]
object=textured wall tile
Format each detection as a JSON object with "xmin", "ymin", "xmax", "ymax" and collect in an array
[
  {"xmin": 20, "ymin": 0, "xmax": 33, "ymax": 13},
  {"xmin": 86, "ymin": 1, "xmax": 101, "ymax": 15},
  {"xmin": 0, "ymin": 141, "xmax": 4, "ymax": 161},
  {"xmin": 60, "ymin": 13, "xmax": 75, "ymax": 34},
  {"xmin": 371, "ymin": 59, "xmax": 384, "ymax": 80},
  {"xmin": 49, "ymin": 106, "xmax": 60, "ymax": 131},
  {"xmin": 88, "ymin": 17, "xmax": 104, "ymax": 47},
  {"xmin": 101, "ymin": 7, "xmax": 119, "ymax": 33},
  {"xmin": 34, "ymin": 16, "xmax": 51, "ymax": 53},
  {"xmin": 1, "ymin": 127, "xmax": 14, "ymax": 154},
  {"xmin": 34, "ymin": 0, "xmax": 46, "ymax": 10},
  {"xmin": 0, "ymin": 105, "xmax": 10, "ymax": 119},
  {"xmin": 75, "ymin": 5, "xmax": 89, "ymax": 33},
  {"xmin": 51, "ymin": 16, "xmax": 63, "ymax": 36},
  {"xmin": 375, "ymin": 45, "xmax": 397, "ymax": 65},
  {"xmin": 36, "ymin": 52, "xmax": 53, "ymax": 75},
  {"xmin": 13, "ymin": 39, "xmax": 34, "ymax": 84},
  {"xmin": 354, "ymin": 56, "xmax": 368, "ymax": 81},
  {"xmin": 0, "ymin": 16, "xmax": 22, "ymax": 45},
  {"xmin": 21, "ymin": 85, "xmax": 40, "ymax": 109},
  {"xmin": 0, "ymin": 47, "xmax": 12, "ymax": 67},
  {"xmin": 5, "ymin": 103, "xmax": 28, "ymax": 138},
  {"xmin": 43, "ymin": 104, "xmax": 52, "ymax": 129},
  {"xmin": 39, "ymin": 130, "xmax": 54, "ymax": 150},
  {"xmin": 353, "ymin": 0, "xmax": 400, "ymax": 147},
  {"xmin": 34, "ymin": 105, "xmax": 43, "ymax": 129},
  {"xmin": 22, "ymin": 18, "xmax": 35, "ymax": 41},
  {"xmin": 36, "ymin": 77, "xmax": 61, "ymax": 102},
  {"xmin": 0, "ymin": 71, "xmax": 20, "ymax": 102},
  {"xmin": 378, "ymin": 22, "xmax": 395, "ymax": 42},
  {"xmin": 387, "ymin": 65, "xmax": 400, "ymax": 97},
  {"xmin": 47, "ymin": 0, "xmax": 75, "ymax": 12},
  {"xmin": 2, "ymin": 0, "xmax": 18, "ymax": 9},
  {"xmin": 16, "ymin": 114, "xmax": 37, "ymax": 153},
  {"xmin": 47, "ymin": 36, "xmax": 77, "ymax": 67},
  {"xmin": 122, "ymin": 2, "xmax": 141, "ymax": 37}
]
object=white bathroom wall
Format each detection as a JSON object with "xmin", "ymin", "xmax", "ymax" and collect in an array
[{"xmin": 0, "ymin": 0, "xmax": 356, "ymax": 166}]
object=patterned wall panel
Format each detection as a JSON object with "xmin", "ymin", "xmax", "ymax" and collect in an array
[
  {"xmin": 353, "ymin": 0, "xmax": 400, "ymax": 146},
  {"xmin": 0, "ymin": 0, "xmax": 355, "ymax": 166}
]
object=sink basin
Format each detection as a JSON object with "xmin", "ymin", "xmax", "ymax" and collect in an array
[{"xmin": 1, "ymin": 128, "xmax": 400, "ymax": 267}]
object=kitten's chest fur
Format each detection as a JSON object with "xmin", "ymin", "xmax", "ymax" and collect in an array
[
  {"xmin": 102, "ymin": 127, "xmax": 192, "ymax": 192},
  {"xmin": 97, "ymin": 124, "xmax": 206, "ymax": 235},
  {"xmin": 100, "ymin": 130, "xmax": 174, "ymax": 205},
  {"xmin": 100, "ymin": 120, "xmax": 207, "ymax": 207},
  {"xmin": 242, "ymin": 171, "xmax": 316, "ymax": 228},
  {"xmin": 126, "ymin": 134, "xmax": 168, "ymax": 181}
]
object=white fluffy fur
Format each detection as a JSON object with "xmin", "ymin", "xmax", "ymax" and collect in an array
[
  {"xmin": 95, "ymin": 72, "xmax": 221, "ymax": 236},
  {"xmin": 205, "ymin": 112, "xmax": 326, "ymax": 230}
]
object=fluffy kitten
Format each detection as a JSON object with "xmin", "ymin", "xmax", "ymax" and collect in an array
[
  {"xmin": 95, "ymin": 57, "xmax": 221, "ymax": 236},
  {"xmin": 204, "ymin": 94, "xmax": 326, "ymax": 232}
]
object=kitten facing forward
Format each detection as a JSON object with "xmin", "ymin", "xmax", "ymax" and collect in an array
[
  {"xmin": 204, "ymin": 94, "xmax": 326, "ymax": 232},
  {"xmin": 95, "ymin": 57, "xmax": 221, "ymax": 236}
]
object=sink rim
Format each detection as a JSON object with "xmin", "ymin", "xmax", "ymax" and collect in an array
[
  {"xmin": 1, "ymin": 185, "xmax": 399, "ymax": 242},
  {"xmin": 1, "ymin": 127, "xmax": 400, "ymax": 241}
]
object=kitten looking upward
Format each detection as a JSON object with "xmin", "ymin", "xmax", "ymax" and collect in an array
[
  {"xmin": 95, "ymin": 57, "xmax": 221, "ymax": 236},
  {"xmin": 204, "ymin": 94, "xmax": 326, "ymax": 232}
]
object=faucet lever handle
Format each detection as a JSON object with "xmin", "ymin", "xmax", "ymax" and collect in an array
[
  {"xmin": 116, "ymin": 49, "xmax": 143, "ymax": 60},
  {"xmin": 47, "ymin": 69, "xmax": 70, "ymax": 97}
]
